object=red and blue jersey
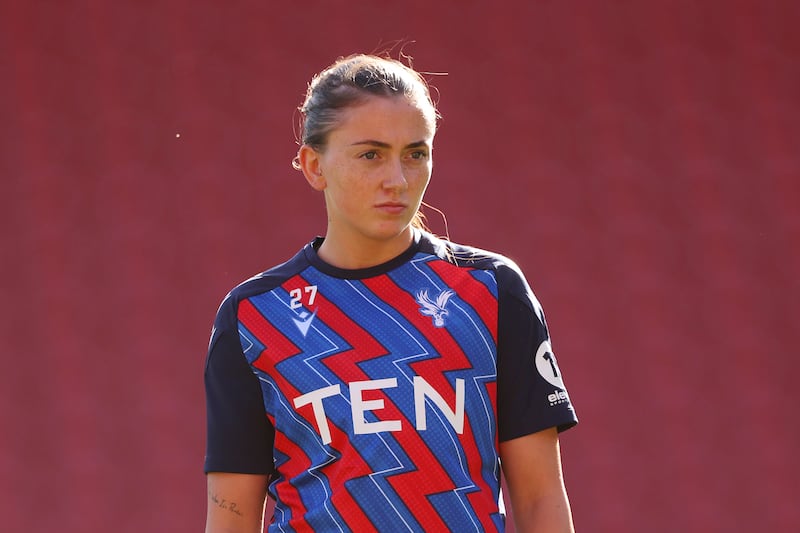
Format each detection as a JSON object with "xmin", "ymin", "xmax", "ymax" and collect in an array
[{"xmin": 205, "ymin": 230, "xmax": 577, "ymax": 532}]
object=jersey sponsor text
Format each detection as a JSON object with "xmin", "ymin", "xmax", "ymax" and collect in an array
[{"xmin": 293, "ymin": 375, "xmax": 466, "ymax": 444}]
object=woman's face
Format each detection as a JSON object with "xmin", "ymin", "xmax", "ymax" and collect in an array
[{"xmin": 303, "ymin": 95, "xmax": 435, "ymax": 255}]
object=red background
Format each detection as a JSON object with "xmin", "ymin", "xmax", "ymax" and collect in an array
[{"xmin": 2, "ymin": 1, "xmax": 798, "ymax": 531}]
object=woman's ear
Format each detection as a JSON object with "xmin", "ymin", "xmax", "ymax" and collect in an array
[{"xmin": 297, "ymin": 145, "xmax": 326, "ymax": 191}]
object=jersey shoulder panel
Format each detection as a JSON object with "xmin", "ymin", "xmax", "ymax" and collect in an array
[
  {"xmin": 419, "ymin": 233, "xmax": 539, "ymax": 308},
  {"xmin": 227, "ymin": 243, "xmax": 316, "ymax": 303},
  {"xmin": 207, "ymin": 243, "xmax": 315, "ymax": 354}
]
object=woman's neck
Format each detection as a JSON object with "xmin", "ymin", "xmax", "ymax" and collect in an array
[{"xmin": 316, "ymin": 228, "xmax": 415, "ymax": 270}]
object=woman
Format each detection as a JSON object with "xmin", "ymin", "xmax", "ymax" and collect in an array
[{"xmin": 204, "ymin": 53, "xmax": 578, "ymax": 532}]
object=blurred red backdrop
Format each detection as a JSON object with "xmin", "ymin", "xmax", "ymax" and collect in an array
[{"xmin": 1, "ymin": 1, "xmax": 798, "ymax": 532}]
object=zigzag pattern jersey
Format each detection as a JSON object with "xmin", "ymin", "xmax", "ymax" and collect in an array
[{"xmin": 204, "ymin": 230, "xmax": 577, "ymax": 532}]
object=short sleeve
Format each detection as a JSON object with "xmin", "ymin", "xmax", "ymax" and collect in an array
[
  {"xmin": 495, "ymin": 263, "xmax": 578, "ymax": 442},
  {"xmin": 204, "ymin": 295, "xmax": 275, "ymax": 474}
]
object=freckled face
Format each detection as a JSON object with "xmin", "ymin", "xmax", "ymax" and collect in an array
[{"xmin": 308, "ymin": 95, "xmax": 435, "ymax": 254}]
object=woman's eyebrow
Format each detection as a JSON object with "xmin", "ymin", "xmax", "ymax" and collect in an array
[{"xmin": 350, "ymin": 140, "xmax": 430, "ymax": 149}]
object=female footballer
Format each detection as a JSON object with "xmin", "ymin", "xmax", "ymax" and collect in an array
[{"xmin": 204, "ymin": 53, "xmax": 578, "ymax": 532}]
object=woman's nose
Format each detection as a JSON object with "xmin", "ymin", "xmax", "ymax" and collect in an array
[{"xmin": 382, "ymin": 159, "xmax": 408, "ymax": 190}]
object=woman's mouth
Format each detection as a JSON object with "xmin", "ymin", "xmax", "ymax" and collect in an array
[{"xmin": 376, "ymin": 202, "xmax": 407, "ymax": 214}]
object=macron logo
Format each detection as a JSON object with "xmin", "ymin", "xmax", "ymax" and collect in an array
[{"xmin": 292, "ymin": 308, "xmax": 318, "ymax": 337}]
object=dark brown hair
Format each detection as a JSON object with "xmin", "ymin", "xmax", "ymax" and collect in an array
[{"xmin": 295, "ymin": 53, "xmax": 439, "ymax": 153}]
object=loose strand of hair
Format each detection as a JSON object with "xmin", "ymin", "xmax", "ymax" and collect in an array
[
  {"xmin": 420, "ymin": 200, "xmax": 451, "ymax": 243},
  {"xmin": 418, "ymin": 201, "xmax": 459, "ymax": 265}
]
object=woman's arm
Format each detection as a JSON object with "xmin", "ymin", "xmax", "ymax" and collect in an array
[
  {"xmin": 205, "ymin": 472, "xmax": 270, "ymax": 533},
  {"xmin": 500, "ymin": 427, "xmax": 575, "ymax": 533}
]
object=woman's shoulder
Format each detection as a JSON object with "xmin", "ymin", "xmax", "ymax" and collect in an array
[
  {"xmin": 224, "ymin": 242, "xmax": 314, "ymax": 303},
  {"xmin": 418, "ymin": 231, "xmax": 536, "ymax": 302},
  {"xmin": 419, "ymin": 231, "xmax": 522, "ymax": 272}
]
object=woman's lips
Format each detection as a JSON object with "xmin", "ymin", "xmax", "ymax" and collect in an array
[{"xmin": 376, "ymin": 202, "xmax": 407, "ymax": 214}]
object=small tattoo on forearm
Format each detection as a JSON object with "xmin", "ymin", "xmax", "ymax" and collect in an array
[{"xmin": 209, "ymin": 491, "xmax": 244, "ymax": 516}]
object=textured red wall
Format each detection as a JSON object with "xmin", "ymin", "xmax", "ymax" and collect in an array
[{"xmin": 2, "ymin": 1, "xmax": 798, "ymax": 532}]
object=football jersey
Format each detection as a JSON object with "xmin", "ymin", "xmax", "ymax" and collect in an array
[{"xmin": 204, "ymin": 230, "xmax": 577, "ymax": 532}]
